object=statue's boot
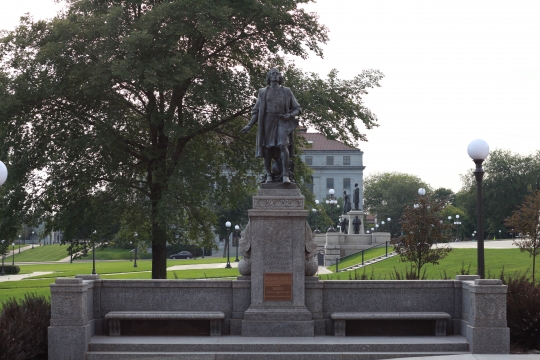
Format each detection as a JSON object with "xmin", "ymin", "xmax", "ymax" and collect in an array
[
  {"xmin": 283, "ymin": 175, "xmax": 291, "ymax": 183},
  {"xmin": 266, "ymin": 174, "xmax": 273, "ymax": 183}
]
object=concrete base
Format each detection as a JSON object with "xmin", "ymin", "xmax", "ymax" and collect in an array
[{"xmin": 242, "ymin": 320, "xmax": 315, "ymax": 337}]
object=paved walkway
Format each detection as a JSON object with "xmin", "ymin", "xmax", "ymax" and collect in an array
[
  {"xmin": 167, "ymin": 262, "xmax": 238, "ymax": 271},
  {"xmin": 400, "ymin": 355, "xmax": 540, "ymax": 359},
  {"xmin": 0, "ymin": 271, "xmax": 53, "ymax": 282},
  {"xmin": 446, "ymin": 239, "xmax": 519, "ymax": 249}
]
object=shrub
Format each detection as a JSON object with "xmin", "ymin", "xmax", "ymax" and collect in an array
[
  {"xmin": 501, "ymin": 270, "xmax": 540, "ymax": 350},
  {"xmin": 1, "ymin": 265, "xmax": 20, "ymax": 274},
  {"xmin": 0, "ymin": 293, "xmax": 51, "ymax": 360}
]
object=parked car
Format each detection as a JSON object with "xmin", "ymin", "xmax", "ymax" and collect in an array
[{"xmin": 170, "ymin": 251, "xmax": 194, "ymax": 259}]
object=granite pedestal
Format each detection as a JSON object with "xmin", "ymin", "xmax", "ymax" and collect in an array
[{"xmin": 241, "ymin": 183, "xmax": 315, "ymax": 337}]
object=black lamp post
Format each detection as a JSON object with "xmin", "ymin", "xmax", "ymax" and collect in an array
[
  {"xmin": 18, "ymin": 235, "xmax": 21, "ymax": 253},
  {"xmin": 1, "ymin": 240, "xmax": 5, "ymax": 276},
  {"xmin": 326, "ymin": 189, "xmax": 337, "ymax": 232},
  {"xmin": 313, "ymin": 199, "xmax": 321, "ymax": 234},
  {"xmin": 133, "ymin": 232, "xmax": 138, "ymax": 268},
  {"xmin": 234, "ymin": 225, "xmax": 240, "ymax": 262},
  {"xmin": 92, "ymin": 230, "xmax": 97, "ymax": 275},
  {"xmin": 225, "ymin": 221, "xmax": 232, "ymax": 268},
  {"xmin": 11, "ymin": 243, "xmax": 15, "ymax": 265},
  {"xmin": 498, "ymin": 229, "xmax": 501, "ymax": 240},
  {"xmin": 468, "ymin": 139, "xmax": 490, "ymax": 279},
  {"xmin": 130, "ymin": 242, "xmax": 133, "ymax": 261},
  {"xmin": 70, "ymin": 239, "xmax": 73, "ymax": 264},
  {"xmin": 31, "ymin": 230, "xmax": 35, "ymax": 249},
  {"xmin": 454, "ymin": 215, "xmax": 461, "ymax": 241}
]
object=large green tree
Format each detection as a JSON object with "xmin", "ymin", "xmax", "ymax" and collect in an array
[
  {"xmin": 458, "ymin": 149, "xmax": 540, "ymax": 239},
  {"xmin": 0, "ymin": 0, "xmax": 383, "ymax": 278},
  {"xmin": 363, "ymin": 172, "xmax": 429, "ymax": 237}
]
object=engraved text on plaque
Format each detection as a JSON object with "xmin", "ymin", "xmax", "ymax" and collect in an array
[{"xmin": 264, "ymin": 273, "xmax": 292, "ymax": 301}]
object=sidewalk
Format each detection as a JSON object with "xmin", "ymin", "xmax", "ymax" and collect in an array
[
  {"xmin": 0, "ymin": 271, "xmax": 53, "ymax": 282},
  {"xmin": 400, "ymin": 355, "xmax": 540, "ymax": 359}
]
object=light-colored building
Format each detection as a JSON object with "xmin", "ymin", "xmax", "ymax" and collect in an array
[{"xmin": 299, "ymin": 130, "xmax": 365, "ymax": 207}]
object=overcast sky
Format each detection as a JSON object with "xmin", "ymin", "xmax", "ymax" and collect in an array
[{"xmin": 3, "ymin": 0, "xmax": 540, "ymax": 192}]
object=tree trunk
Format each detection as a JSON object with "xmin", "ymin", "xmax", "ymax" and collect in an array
[{"xmin": 149, "ymin": 175, "xmax": 168, "ymax": 279}]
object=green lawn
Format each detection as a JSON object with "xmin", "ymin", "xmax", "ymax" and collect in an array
[
  {"xmin": 3, "ymin": 247, "xmax": 537, "ymax": 309},
  {"xmin": 13, "ymin": 245, "xmax": 70, "ymax": 262},
  {"xmin": 320, "ymin": 248, "xmax": 536, "ymax": 280},
  {"xmin": 0, "ymin": 258, "xmax": 234, "ymax": 306}
]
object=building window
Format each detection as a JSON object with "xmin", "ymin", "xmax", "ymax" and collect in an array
[
  {"xmin": 326, "ymin": 156, "xmax": 334, "ymax": 165},
  {"xmin": 305, "ymin": 156, "xmax": 313, "ymax": 165},
  {"xmin": 343, "ymin": 178, "xmax": 351, "ymax": 189},
  {"xmin": 326, "ymin": 178, "xmax": 334, "ymax": 189},
  {"xmin": 343, "ymin": 156, "xmax": 350, "ymax": 165}
]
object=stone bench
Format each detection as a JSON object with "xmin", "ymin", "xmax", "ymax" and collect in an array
[
  {"xmin": 331, "ymin": 312, "xmax": 451, "ymax": 336},
  {"xmin": 105, "ymin": 311, "xmax": 225, "ymax": 336}
]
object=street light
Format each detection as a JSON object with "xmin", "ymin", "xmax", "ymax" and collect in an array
[
  {"xmin": 454, "ymin": 215, "xmax": 461, "ymax": 241},
  {"xmin": 375, "ymin": 224, "xmax": 379, "ymax": 232},
  {"xmin": 468, "ymin": 139, "xmax": 490, "ymax": 279},
  {"xmin": 234, "ymin": 225, "xmax": 240, "ymax": 262},
  {"xmin": 387, "ymin": 217, "xmax": 391, "ymax": 234},
  {"xmin": 225, "ymin": 221, "xmax": 232, "ymax": 268},
  {"xmin": 418, "ymin": 188, "xmax": 426, "ymax": 196},
  {"xmin": 326, "ymin": 189, "xmax": 338, "ymax": 232},
  {"xmin": 92, "ymin": 230, "xmax": 97, "ymax": 275},
  {"xmin": 0, "ymin": 240, "xmax": 4, "ymax": 276},
  {"xmin": 18, "ymin": 235, "xmax": 21, "ymax": 253},
  {"xmin": 129, "ymin": 241, "xmax": 133, "ymax": 261},
  {"xmin": 133, "ymin": 232, "xmax": 138, "ymax": 268},
  {"xmin": 313, "ymin": 200, "xmax": 320, "ymax": 233},
  {"xmin": 12, "ymin": 243, "xmax": 15, "ymax": 265},
  {"xmin": 32, "ymin": 230, "xmax": 35, "ymax": 249},
  {"xmin": 499, "ymin": 229, "xmax": 502, "ymax": 239}
]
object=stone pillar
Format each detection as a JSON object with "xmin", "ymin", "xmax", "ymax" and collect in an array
[
  {"xmin": 460, "ymin": 278, "xmax": 510, "ymax": 354},
  {"xmin": 48, "ymin": 277, "xmax": 97, "ymax": 359},
  {"xmin": 241, "ymin": 184, "xmax": 314, "ymax": 337},
  {"xmin": 347, "ymin": 210, "xmax": 364, "ymax": 235}
]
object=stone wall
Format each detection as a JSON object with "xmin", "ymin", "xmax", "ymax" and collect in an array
[{"xmin": 49, "ymin": 275, "xmax": 509, "ymax": 358}]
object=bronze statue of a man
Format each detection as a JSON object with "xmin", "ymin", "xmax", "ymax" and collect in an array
[{"xmin": 240, "ymin": 68, "xmax": 302, "ymax": 183}]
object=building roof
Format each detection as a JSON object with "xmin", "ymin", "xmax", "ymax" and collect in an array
[{"xmin": 299, "ymin": 131, "xmax": 359, "ymax": 151}]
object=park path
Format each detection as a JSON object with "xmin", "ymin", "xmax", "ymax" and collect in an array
[{"xmin": 0, "ymin": 271, "xmax": 53, "ymax": 282}]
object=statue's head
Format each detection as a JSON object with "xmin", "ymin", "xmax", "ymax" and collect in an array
[
  {"xmin": 355, "ymin": 183, "xmax": 358, "ymax": 187},
  {"xmin": 266, "ymin": 68, "xmax": 284, "ymax": 85}
]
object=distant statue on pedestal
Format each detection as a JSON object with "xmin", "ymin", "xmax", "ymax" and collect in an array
[
  {"xmin": 340, "ymin": 217, "xmax": 349, "ymax": 234},
  {"xmin": 343, "ymin": 191, "xmax": 351, "ymax": 214},
  {"xmin": 353, "ymin": 183, "xmax": 360, "ymax": 210},
  {"xmin": 353, "ymin": 216, "xmax": 361, "ymax": 234}
]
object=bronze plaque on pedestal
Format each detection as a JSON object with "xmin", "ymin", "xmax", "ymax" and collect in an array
[{"xmin": 264, "ymin": 273, "xmax": 292, "ymax": 301}]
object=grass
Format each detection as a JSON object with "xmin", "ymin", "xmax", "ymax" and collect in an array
[
  {"xmin": 331, "ymin": 245, "xmax": 390, "ymax": 270},
  {"xmin": 0, "ymin": 259, "xmax": 236, "ymax": 306},
  {"xmin": 12, "ymin": 245, "xmax": 70, "ymax": 262},
  {"xmin": 319, "ymin": 248, "xmax": 538, "ymax": 280},
  {"xmin": 3, "ymin": 247, "xmax": 537, "ymax": 309}
]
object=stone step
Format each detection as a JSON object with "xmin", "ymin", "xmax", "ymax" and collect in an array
[
  {"xmin": 87, "ymin": 335, "xmax": 470, "ymax": 355},
  {"xmin": 343, "ymin": 252, "xmax": 398, "ymax": 271},
  {"xmin": 86, "ymin": 351, "xmax": 471, "ymax": 360}
]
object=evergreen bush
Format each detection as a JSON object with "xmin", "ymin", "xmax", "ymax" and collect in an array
[
  {"xmin": 1, "ymin": 265, "xmax": 20, "ymax": 274},
  {"xmin": 0, "ymin": 293, "xmax": 51, "ymax": 360},
  {"xmin": 501, "ymin": 270, "xmax": 540, "ymax": 350}
]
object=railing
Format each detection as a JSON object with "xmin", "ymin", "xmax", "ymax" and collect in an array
[{"xmin": 335, "ymin": 241, "xmax": 392, "ymax": 272}]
